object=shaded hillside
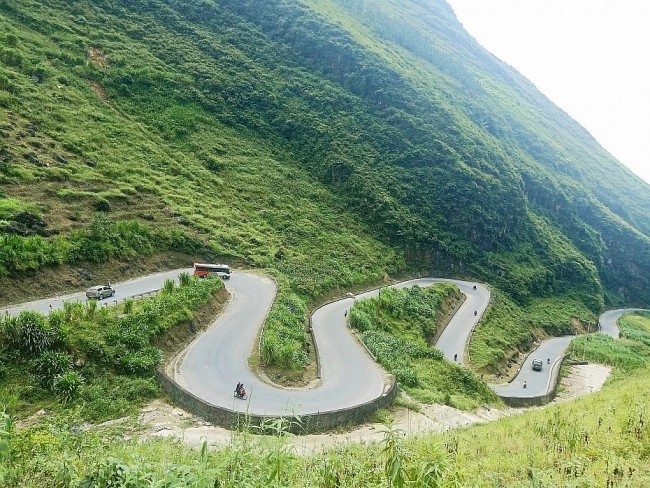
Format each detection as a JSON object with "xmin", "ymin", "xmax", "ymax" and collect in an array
[{"xmin": 0, "ymin": 0, "xmax": 648, "ymax": 306}]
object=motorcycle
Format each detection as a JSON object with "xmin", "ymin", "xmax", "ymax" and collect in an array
[{"xmin": 234, "ymin": 389, "xmax": 247, "ymax": 400}]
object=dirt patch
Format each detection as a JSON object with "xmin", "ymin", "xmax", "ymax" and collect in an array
[
  {"xmin": 87, "ymin": 47, "xmax": 108, "ymax": 68},
  {"xmin": 553, "ymin": 363, "xmax": 611, "ymax": 402},
  {"xmin": 88, "ymin": 80, "xmax": 107, "ymax": 101}
]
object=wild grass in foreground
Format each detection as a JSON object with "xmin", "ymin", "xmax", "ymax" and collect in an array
[{"xmin": 2, "ymin": 363, "xmax": 650, "ymax": 486}]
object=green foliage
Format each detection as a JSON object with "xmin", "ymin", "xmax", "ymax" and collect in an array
[
  {"xmin": 0, "ymin": 277, "xmax": 219, "ymax": 419},
  {"xmin": 116, "ymin": 348, "xmax": 163, "ymax": 376},
  {"xmin": 0, "ymin": 216, "xmax": 205, "ymax": 277},
  {"xmin": 469, "ymin": 289, "xmax": 596, "ymax": 374},
  {"xmin": 52, "ymin": 371, "xmax": 84, "ymax": 404},
  {"xmin": 351, "ymin": 284, "xmax": 496, "ymax": 407},
  {"xmin": 122, "ymin": 298, "xmax": 134, "ymax": 315},
  {"xmin": 261, "ymin": 292, "xmax": 308, "ymax": 369},
  {"xmin": 178, "ymin": 272, "xmax": 191, "ymax": 287},
  {"xmin": 568, "ymin": 312, "xmax": 650, "ymax": 372},
  {"xmin": 32, "ymin": 351, "xmax": 72, "ymax": 389},
  {"xmin": 0, "ymin": 408, "xmax": 14, "ymax": 465},
  {"xmin": 3, "ymin": 310, "xmax": 60, "ymax": 356}
]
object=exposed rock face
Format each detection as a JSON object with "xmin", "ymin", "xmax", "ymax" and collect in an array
[{"xmin": 2, "ymin": 211, "xmax": 51, "ymax": 237}]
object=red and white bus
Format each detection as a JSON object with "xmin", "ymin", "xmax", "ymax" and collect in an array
[{"xmin": 193, "ymin": 263, "xmax": 231, "ymax": 280}]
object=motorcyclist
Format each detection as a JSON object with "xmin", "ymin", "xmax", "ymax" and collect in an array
[{"xmin": 474, "ymin": 310, "xmax": 478, "ymax": 316}]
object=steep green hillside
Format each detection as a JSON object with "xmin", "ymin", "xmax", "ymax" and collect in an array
[
  {"xmin": 1, "ymin": 0, "xmax": 648, "ymax": 311},
  {"xmin": 0, "ymin": 0, "xmax": 648, "ymax": 372}
]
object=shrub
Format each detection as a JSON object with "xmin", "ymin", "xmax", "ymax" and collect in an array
[
  {"xmin": 84, "ymin": 299, "xmax": 97, "ymax": 320},
  {"xmin": 122, "ymin": 298, "xmax": 134, "ymax": 314},
  {"xmin": 32, "ymin": 351, "xmax": 73, "ymax": 388},
  {"xmin": 12, "ymin": 310, "xmax": 59, "ymax": 356},
  {"xmin": 162, "ymin": 278, "xmax": 175, "ymax": 295},
  {"xmin": 178, "ymin": 272, "xmax": 191, "ymax": 287},
  {"xmin": 116, "ymin": 347, "xmax": 163, "ymax": 376},
  {"xmin": 52, "ymin": 371, "xmax": 84, "ymax": 403}
]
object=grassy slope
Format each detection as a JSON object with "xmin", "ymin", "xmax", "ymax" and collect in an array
[
  {"xmin": 349, "ymin": 283, "xmax": 498, "ymax": 409},
  {"xmin": 0, "ymin": 0, "xmax": 400, "ymax": 300}
]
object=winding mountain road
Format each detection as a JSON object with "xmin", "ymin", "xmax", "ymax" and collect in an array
[
  {"xmin": 174, "ymin": 276, "xmax": 488, "ymax": 416},
  {"xmin": 5, "ymin": 268, "xmax": 643, "ymax": 416}
]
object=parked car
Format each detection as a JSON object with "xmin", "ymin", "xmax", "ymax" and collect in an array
[
  {"xmin": 86, "ymin": 285, "xmax": 115, "ymax": 300},
  {"xmin": 532, "ymin": 358, "xmax": 543, "ymax": 371}
]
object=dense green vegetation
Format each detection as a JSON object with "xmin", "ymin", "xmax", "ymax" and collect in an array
[
  {"xmin": 0, "ymin": 275, "xmax": 223, "ymax": 421},
  {"xmin": 350, "ymin": 284, "xmax": 497, "ymax": 409},
  {"xmin": 0, "ymin": 214, "xmax": 204, "ymax": 276},
  {"xmin": 470, "ymin": 290, "xmax": 596, "ymax": 375},
  {"xmin": 3, "ymin": 344, "xmax": 650, "ymax": 486}
]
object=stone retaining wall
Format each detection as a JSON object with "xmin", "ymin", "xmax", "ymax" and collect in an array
[{"xmin": 157, "ymin": 370, "xmax": 398, "ymax": 434}]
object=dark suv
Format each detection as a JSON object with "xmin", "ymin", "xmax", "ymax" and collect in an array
[{"xmin": 532, "ymin": 358, "xmax": 543, "ymax": 371}]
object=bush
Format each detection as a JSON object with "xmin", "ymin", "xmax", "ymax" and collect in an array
[
  {"xmin": 122, "ymin": 298, "xmax": 134, "ymax": 314},
  {"xmin": 178, "ymin": 272, "xmax": 191, "ymax": 287},
  {"xmin": 162, "ymin": 278, "xmax": 175, "ymax": 295},
  {"xmin": 116, "ymin": 347, "xmax": 163, "ymax": 376},
  {"xmin": 52, "ymin": 371, "xmax": 84, "ymax": 403},
  {"xmin": 32, "ymin": 351, "xmax": 72, "ymax": 388},
  {"xmin": 12, "ymin": 311, "xmax": 60, "ymax": 356}
]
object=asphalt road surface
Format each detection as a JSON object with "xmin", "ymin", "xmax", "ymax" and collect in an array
[
  {"xmin": 490, "ymin": 336, "xmax": 573, "ymax": 398},
  {"xmin": 174, "ymin": 275, "xmax": 488, "ymax": 416},
  {"xmin": 3, "ymin": 269, "xmax": 192, "ymax": 316},
  {"xmin": 6, "ymin": 268, "xmax": 645, "ymax": 412},
  {"xmin": 599, "ymin": 308, "xmax": 645, "ymax": 338}
]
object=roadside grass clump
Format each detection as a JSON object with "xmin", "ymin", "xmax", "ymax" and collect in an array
[
  {"xmin": 0, "ymin": 310, "xmax": 62, "ymax": 357},
  {"xmin": 32, "ymin": 351, "xmax": 72, "ymax": 389},
  {"xmin": 261, "ymin": 292, "xmax": 308, "ymax": 369},
  {"xmin": 350, "ymin": 284, "xmax": 497, "ymax": 408},
  {"xmin": 51, "ymin": 371, "xmax": 84, "ymax": 404}
]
